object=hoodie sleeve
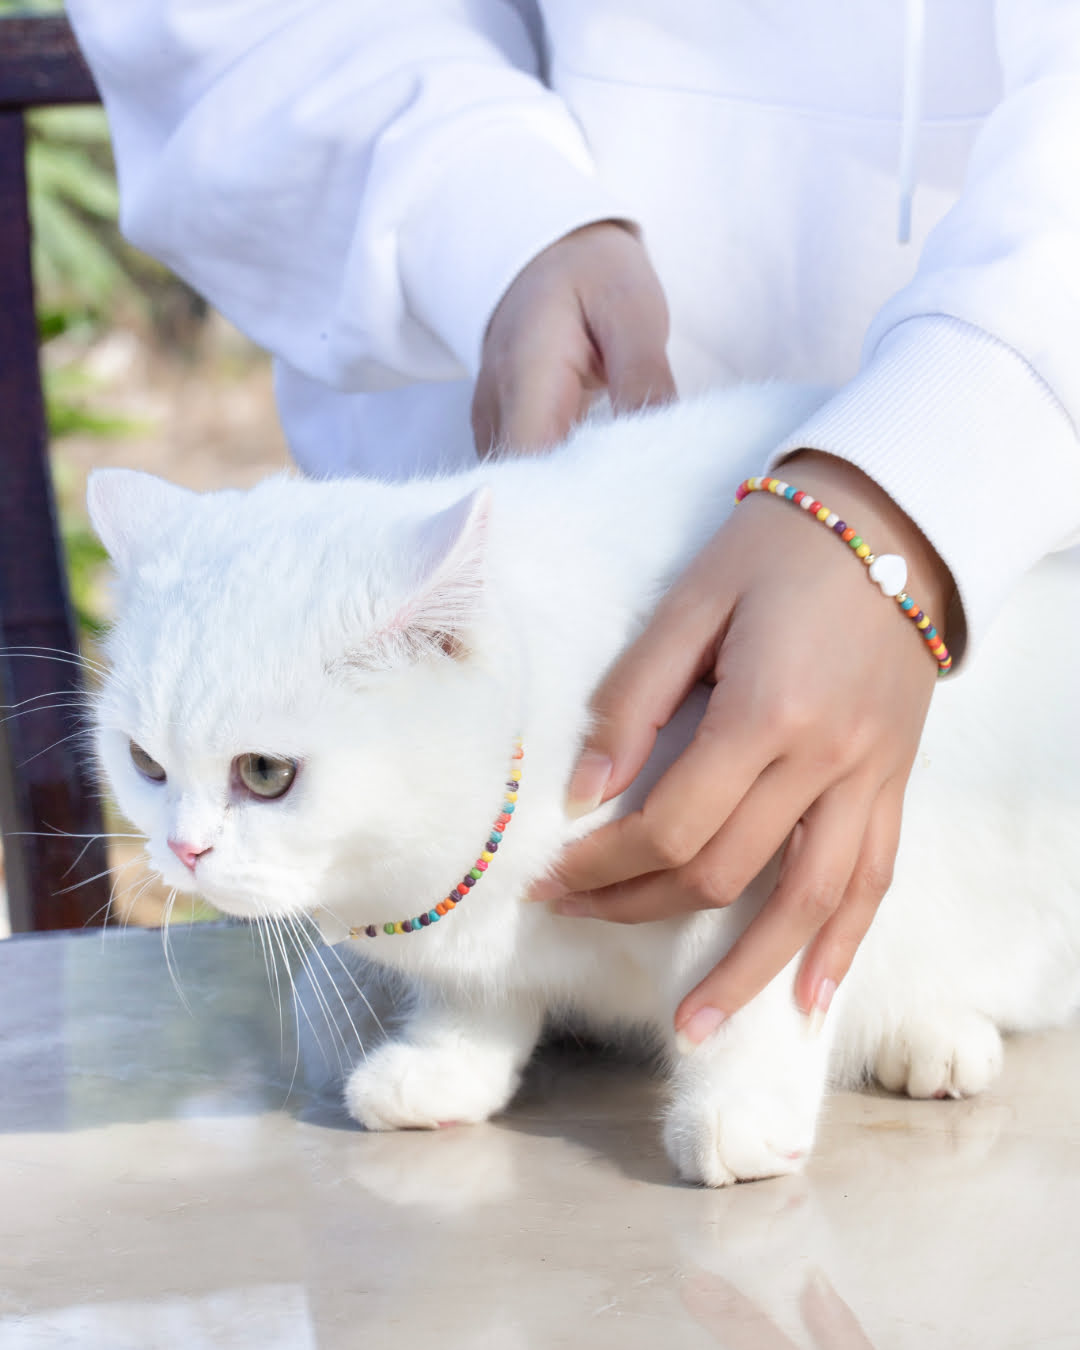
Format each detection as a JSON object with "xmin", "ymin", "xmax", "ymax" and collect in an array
[
  {"xmin": 769, "ymin": 2, "xmax": 1080, "ymax": 665},
  {"xmin": 66, "ymin": 0, "xmax": 626, "ymax": 390}
]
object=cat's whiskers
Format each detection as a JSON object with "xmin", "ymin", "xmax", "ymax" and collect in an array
[
  {"xmin": 291, "ymin": 915, "xmax": 370, "ymax": 1065},
  {"xmin": 0, "ymin": 698, "xmax": 89, "ymax": 730},
  {"xmin": 16, "ymin": 726, "xmax": 95, "ymax": 770},
  {"xmin": 0, "ymin": 645, "xmax": 107, "ymax": 679},
  {"xmin": 99, "ymin": 862, "xmax": 153, "ymax": 927},
  {"xmin": 111, "ymin": 874, "xmax": 159, "ymax": 937},
  {"xmin": 161, "ymin": 888, "xmax": 194, "ymax": 1015},
  {"xmin": 278, "ymin": 914, "xmax": 351, "ymax": 1075},
  {"xmin": 265, "ymin": 913, "xmax": 313, "ymax": 1090},
  {"xmin": 1, "ymin": 686, "xmax": 88, "ymax": 710},
  {"xmin": 51, "ymin": 860, "xmax": 132, "ymax": 898},
  {"xmin": 300, "ymin": 908, "xmax": 384, "ymax": 1043},
  {"xmin": 7, "ymin": 826, "xmax": 145, "ymax": 841},
  {"xmin": 251, "ymin": 912, "xmax": 286, "ymax": 1057}
]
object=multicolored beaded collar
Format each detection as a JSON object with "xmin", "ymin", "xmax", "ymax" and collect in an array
[{"xmin": 348, "ymin": 738, "xmax": 523, "ymax": 939}]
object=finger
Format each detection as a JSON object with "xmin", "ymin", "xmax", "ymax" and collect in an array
[
  {"xmin": 552, "ymin": 760, "xmax": 815, "ymax": 922},
  {"xmin": 570, "ymin": 541, "xmax": 740, "ymax": 813},
  {"xmin": 587, "ymin": 265, "xmax": 676, "ymax": 413},
  {"xmin": 794, "ymin": 780, "xmax": 904, "ymax": 1015},
  {"xmin": 543, "ymin": 708, "xmax": 771, "ymax": 898},
  {"xmin": 674, "ymin": 782, "xmax": 872, "ymax": 1036},
  {"xmin": 599, "ymin": 324, "xmax": 676, "ymax": 414},
  {"xmin": 499, "ymin": 359, "xmax": 593, "ymax": 453},
  {"xmin": 471, "ymin": 366, "xmax": 502, "ymax": 459}
]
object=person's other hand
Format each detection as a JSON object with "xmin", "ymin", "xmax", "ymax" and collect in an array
[
  {"xmin": 472, "ymin": 221, "xmax": 676, "ymax": 455},
  {"xmin": 531, "ymin": 452, "xmax": 956, "ymax": 1044}
]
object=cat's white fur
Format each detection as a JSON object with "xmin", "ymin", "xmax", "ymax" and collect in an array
[{"xmin": 88, "ymin": 385, "xmax": 1080, "ymax": 1186}]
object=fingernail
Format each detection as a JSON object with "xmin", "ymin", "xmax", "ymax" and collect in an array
[
  {"xmin": 527, "ymin": 877, "xmax": 565, "ymax": 904},
  {"xmin": 675, "ymin": 1006, "xmax": 727, "ymax": 1054},
  {"xmin": 806, "ymin": 978, "xmax": 837, "ymax": 1038},
  {"xmin": 566, "ymin": 751, "xmax": 612, "ymax": 819},
  {"xmin": 552, "ymin": 896, "xmax": 592, "ymax": 918}
]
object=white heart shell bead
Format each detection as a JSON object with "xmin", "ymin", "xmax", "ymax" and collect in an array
[{"xmin": 867, "ymin": 553, "xmax": 907, "ymax": 598}]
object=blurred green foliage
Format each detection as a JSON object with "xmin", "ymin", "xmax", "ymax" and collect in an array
[
  {"xmin": 28, "ymin": 106, "xmax": 125, "ymax": 318},
  {"xmin": 0, "ymin": 4, "xmax": 145, "ymax": 635}
]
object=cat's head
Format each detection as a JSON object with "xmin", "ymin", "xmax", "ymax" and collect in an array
[{"xmin": 87, "ymin": 469, "xmax": 518, "ymax": 927}]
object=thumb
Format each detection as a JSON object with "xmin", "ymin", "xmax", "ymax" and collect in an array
[
  {"xmin": 603, "ymin": 335, "xmax": 677, "ymax": 415},
  {"xmin": 568, "ymin": 573, "xmax": 730, "ymax": 815},
  {"xmin": 589, "ymin": 280, "xmax": 676, "ymax": 416}
]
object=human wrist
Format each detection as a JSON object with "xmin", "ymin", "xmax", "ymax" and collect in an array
[{"xmin": 768, "ymin": 450, "xmax": 957, "ymax": 644}]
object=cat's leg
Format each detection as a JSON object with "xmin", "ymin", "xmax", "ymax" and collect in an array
[
  {"xmin": 662, "ymin": 967, "xmax": 835, "ymax": 1187},
  {"xmin": 873, "ymin": 1007, "xmax": 1003, "ymax": 1100},
  {"xmin": 344, "ymin": 986, "xmax": 543, "ymax": 1130}
]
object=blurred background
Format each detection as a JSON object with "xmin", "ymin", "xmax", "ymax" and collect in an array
[{"xmin": 1, "ymin": 1, "xmax": 292, "ymax": 935}]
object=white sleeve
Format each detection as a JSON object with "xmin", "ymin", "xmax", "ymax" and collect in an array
[
  {"xmin": 66, "ymin": 0, "xmax": 626, "ymax": 389},
  {"xmin": 770, "ymin": 1, "xmax": 1080, "ymax": 664}
]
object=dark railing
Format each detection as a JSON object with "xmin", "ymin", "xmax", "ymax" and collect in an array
[{"xmin": 0, "ymin": 16, "xmax": 109, "ymax": 931}]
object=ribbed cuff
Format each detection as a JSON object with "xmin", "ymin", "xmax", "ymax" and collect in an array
[
  {"xmin": 398, "ymin": 120, "xmax": 629, "ymax": 376},
  {"xmin": 768, "ymin": 316, "xmax": 1080, "ymax": 667}
]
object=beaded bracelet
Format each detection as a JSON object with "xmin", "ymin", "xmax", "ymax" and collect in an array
[{"xmin": 735, "ymin": 477, "xmax": 952, "ymax": 675}]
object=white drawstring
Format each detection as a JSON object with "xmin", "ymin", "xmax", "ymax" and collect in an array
[{"xmin": 897, "ymin": 0, "xmax": 926, "ymax": 244}]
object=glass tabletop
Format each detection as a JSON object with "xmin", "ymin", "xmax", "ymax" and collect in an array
[{"xmin": 2, "ymin": 923, "xmax": 1078, "ymax": 1349}]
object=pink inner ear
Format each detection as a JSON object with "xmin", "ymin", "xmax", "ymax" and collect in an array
[{"xmin": 347, "ymin": 487, "xmax": 491, "ymax": 670}]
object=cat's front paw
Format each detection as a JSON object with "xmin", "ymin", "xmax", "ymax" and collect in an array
[
  {"xmin": 663, "ymin": 1074, "xmax": 818, "ymax": 1188},
  {"xmin": 345, "ymin": 1038, "xmax": 522, "ymax": 1131},
  {"xmin": 874, "ymin": 1008, "xmax": 1003, "ymax": 1099}
]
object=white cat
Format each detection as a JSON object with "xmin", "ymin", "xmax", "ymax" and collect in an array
[{"xmin": 87, "ymin": 385, "xmax": 1080, "ymax": 1186}]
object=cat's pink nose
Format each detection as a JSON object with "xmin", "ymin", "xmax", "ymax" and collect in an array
[{"xmin": 168, "ymin": 839, "xmax": 211, "ymax": 872}]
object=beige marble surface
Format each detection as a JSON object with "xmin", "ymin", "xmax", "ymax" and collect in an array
[{"xmin": 1, "ymin": 925, "xmax": 1078, "ymax": 1349}]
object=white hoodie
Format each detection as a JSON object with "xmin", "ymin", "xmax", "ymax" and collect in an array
[{"xmin": 68, "ymin": 0, "xmax": 1080, "ymax": 661}]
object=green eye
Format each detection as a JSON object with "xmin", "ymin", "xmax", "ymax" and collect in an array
[
  {"xmin": 129, "ymin": 740, "xmax": 167, "ymax": 783},
  {"xmin": 236, "ymin": 753, "xmax": 298, "ymax": 800}
]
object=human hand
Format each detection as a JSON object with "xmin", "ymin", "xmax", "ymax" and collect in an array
[
  {"xmin": 531, "ymin": 452, "xmax": 956, "ymax": 1042},
  {"xmin": 471, "ymin": 221, "xmax": 676, "ymax": 454}
]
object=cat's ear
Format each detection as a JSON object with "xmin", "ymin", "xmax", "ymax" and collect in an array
[
  {"xmin": 349, "ymin": 486, "xmax": 492, "ymax": 669},
  {"xmin": 87, "ymin": 469, "xmax": 196, "ymax": 570}
]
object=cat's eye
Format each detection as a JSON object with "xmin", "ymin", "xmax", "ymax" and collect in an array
[
  {"xmin": 235, "ymin": 753, "xmax": 298, "ymax": 800},
  {"xmin": 129, "ymin": 740, "xmax": 166, "ymax": 783}
]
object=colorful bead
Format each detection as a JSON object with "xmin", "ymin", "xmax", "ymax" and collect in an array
[
  {"xmin": 352, "ymin": 739, "xmax": 523, "ymax": 936},
  {"xmin": 735, "ymin": 479, "xmax": 951, "ymax": 676}
]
